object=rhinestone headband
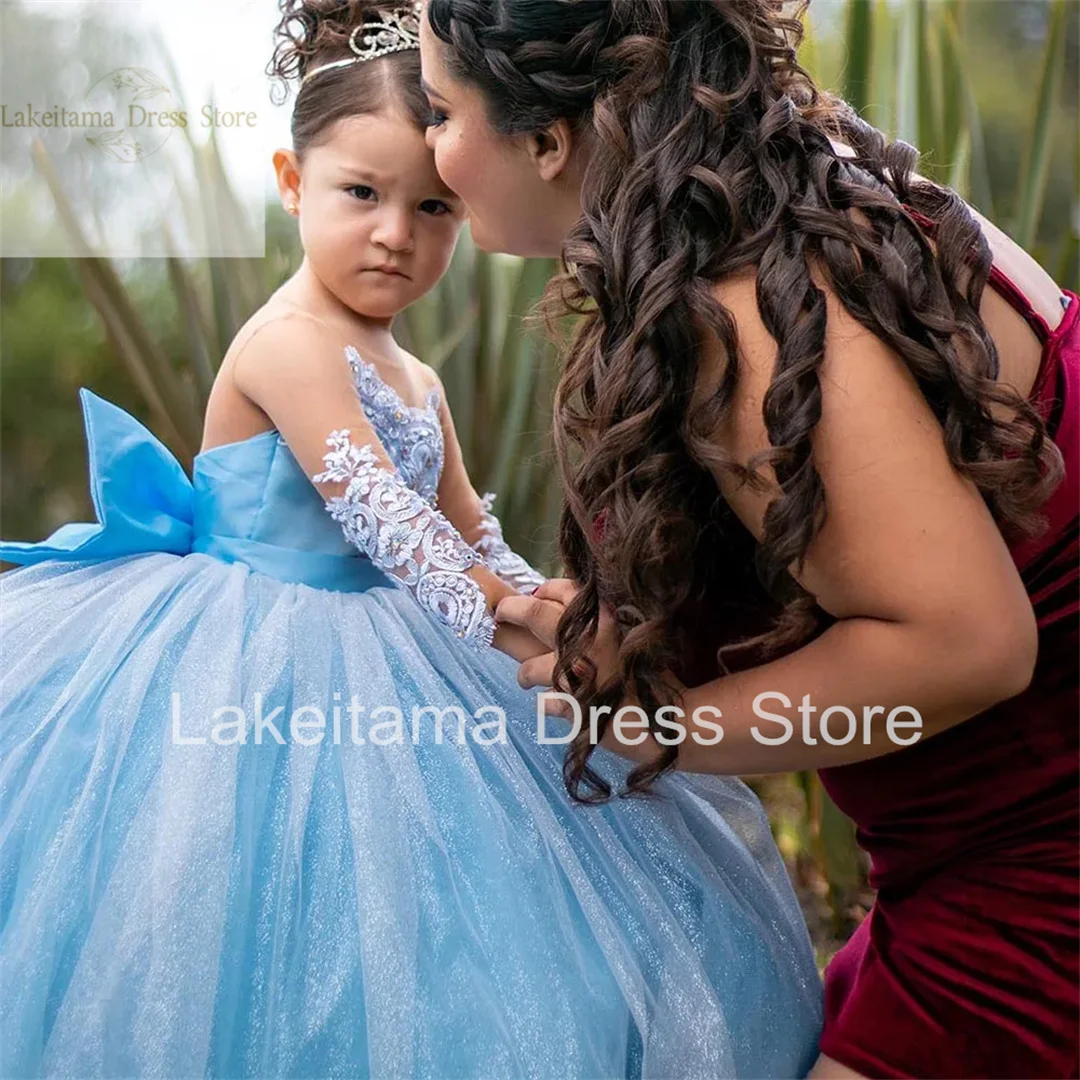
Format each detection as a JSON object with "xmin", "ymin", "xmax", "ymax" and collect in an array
[{"xmin": 300, "ymin": 5, "xmax": 421, "ymax": 87}]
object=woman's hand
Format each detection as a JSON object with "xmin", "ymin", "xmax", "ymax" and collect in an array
[
  {"xmin": 494, "ymin": 578, "xmax": 623, "ymax": 695},
  {"xmin": 491, "ymin": 620, "xmax": 551, "ymax": 663},
  {"xmin": 498, "ymin": 579, "xmax": 687, "ymax": 760},
  {"xmin": 494, "ymin": 578, "xmax": 564, "ymax": 688}
]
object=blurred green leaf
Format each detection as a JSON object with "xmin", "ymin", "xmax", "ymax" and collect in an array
[
  {"xmin": 1015, "ymin": 0, "xmax": 1068, "ymax": 248},
  {"xmin": 842, "ymin": 0, "xmax": 873, "ymax": 117}
]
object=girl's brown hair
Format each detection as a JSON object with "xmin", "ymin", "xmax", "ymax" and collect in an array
[
  {"xmin": 427, "ymin": 0, "xmax": 1064, "ymax": 803},
  {"xmin": 269, "ymin": 0, "xmax": 430, "ymax": 154}
]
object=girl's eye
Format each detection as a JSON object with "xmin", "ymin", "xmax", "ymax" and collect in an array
[
  {"xmin": 346, "ymin": 184, "xmax": 376, "ymax": 201},
  {"xmin": 419, "ymin": 199, "xmax": 453, "ymax": 217},
  {"xmin": 425, "ymin": 109, "xmax": 448, "ymax": 129}
]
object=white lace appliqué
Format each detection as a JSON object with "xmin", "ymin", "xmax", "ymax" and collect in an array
[
  {"xmin": 473, "ymin": 492, "xmax": 546, "ymax": 594},
  {"xmin": 313, "ymin": 430, "xmax": 496, "ymax": 649}
]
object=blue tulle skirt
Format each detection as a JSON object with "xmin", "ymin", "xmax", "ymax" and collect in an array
[{"xmin": 1, "ymin": 552, "xmax": 822, "ymax": 1078}]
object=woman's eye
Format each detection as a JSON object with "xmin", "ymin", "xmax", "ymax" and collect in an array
[
  {"xmin": 425, "ymin": 109, "xmax": 448, "ymax": 129},
  {"xmin": 346, "ymin": 184, "xmax": 376, "ymax": 201},
  {"xmin": 419, "ymin": 199, "xmax": 452, "ymax": 216}
]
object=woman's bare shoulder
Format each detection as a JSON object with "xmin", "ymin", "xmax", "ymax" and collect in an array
[
  {"xmin": 700, "ymin": 266, "xmax": 885, "ymax": 486},
  {"xmin": 698, "ymin": 266, "xmax": 1036, "ymax": 658},
  {"xmin": 830, "ymin": 138, "xmax": 1065, "ymax": 330}
]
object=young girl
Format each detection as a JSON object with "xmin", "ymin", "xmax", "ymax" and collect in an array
[
  {"xmin": 0, "ymin": 2, "xmax": 823, "ymax": 1076},
  {"xmin": 418, "ymin": 1, "xmax": 1079, "ymax": 1077}
]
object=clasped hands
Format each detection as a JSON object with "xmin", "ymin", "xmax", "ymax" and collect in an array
[
  {"xmin": 493, "ymin": 579, "xmax": 691, "ymax": 770},
  {"xmin": 491, "ymin": 578, "xmax": 620, "ymax": 718}
]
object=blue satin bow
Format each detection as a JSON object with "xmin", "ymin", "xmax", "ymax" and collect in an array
[{"xmin": 0, "ymin": 389, "xmax": 194, "ymax": 566}]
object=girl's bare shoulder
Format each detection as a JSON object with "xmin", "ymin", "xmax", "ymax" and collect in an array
[
  {"xmin": 200, "ymin": 304, "xmax": 342, "ymax": 453},
  {"xmin": 221, "ymin": 301, "xmax": 332, "ymax": 368}
]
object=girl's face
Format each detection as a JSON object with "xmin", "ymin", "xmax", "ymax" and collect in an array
[
  {"xmin": 278, "ymin": 109, "xmax": 464, "ymax": 320},
  {"xmin": 418, "ymin": 17, "xmax": 576, "ymax": 258}
]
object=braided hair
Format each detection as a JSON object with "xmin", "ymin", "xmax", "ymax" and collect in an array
[{"xmin": 428, "ymin": 0, "xmax": 1064, "ymax": 803}]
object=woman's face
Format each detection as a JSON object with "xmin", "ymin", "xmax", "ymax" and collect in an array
[{"xmin": 418, "ymin": 15, "xmax": 577, "ymax": 258}]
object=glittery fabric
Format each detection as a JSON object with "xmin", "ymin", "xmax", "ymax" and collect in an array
[{"xmin": 0, "ymin": 389, "xmax": 823, "ymax": 1078}]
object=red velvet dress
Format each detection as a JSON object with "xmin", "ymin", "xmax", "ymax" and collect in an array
[{"xmin": 816, "ymin": 217, "xmax": 1079, "ymax": 1077}]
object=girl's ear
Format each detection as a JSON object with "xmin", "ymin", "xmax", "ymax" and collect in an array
[
  {"xmin": 273, "ymin": 148, "xmax": 302, "ymax": 215},
  {"xmin": 525, "ymin": 118, "xmax": 574, "ymax": 182}
]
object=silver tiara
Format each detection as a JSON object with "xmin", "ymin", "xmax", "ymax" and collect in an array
[{"xmin": 301, "ymin": 5, "xmax": 421, "ymax": 87}]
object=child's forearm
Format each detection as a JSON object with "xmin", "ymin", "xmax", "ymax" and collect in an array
[
  {"xmin": 584, "ymin": 614, "xmax": 1034, "ymax": 775},
  {"xmin": 471, "ymin": 563, "xmax": 517, "ymax": 610}
]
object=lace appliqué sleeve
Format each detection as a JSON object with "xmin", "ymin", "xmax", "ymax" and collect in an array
[
  {"xmin": 472, "ymin": 492, "xmax": 546, "ymax": 595},
  {"xmin": 313, "ymin": 429, "xmax": 496, "ymax": 649}
]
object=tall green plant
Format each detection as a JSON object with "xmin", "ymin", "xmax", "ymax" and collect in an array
[{"xmin": 1015, "ymin": 0, "xmax": 1069, "ymax": 249}]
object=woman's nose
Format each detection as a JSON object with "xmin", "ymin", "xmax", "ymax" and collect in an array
[{"xmin": 371, "ymin": 207, "xmax": 414, "ymax": 252}]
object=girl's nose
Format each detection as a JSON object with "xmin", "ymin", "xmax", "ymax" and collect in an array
[{"xmin": 371, "ymin": 207, "xmax": 414, "ymax": 252}]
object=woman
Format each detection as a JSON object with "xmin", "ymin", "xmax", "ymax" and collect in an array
[{"xmin": 419, "ymin": 1, "xmax": 1079, "ymax": 1077}]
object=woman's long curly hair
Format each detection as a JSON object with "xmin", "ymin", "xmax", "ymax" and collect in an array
[{"xmin": 427, "ymin": 0, "xmax": 1065, "ymax": 804}]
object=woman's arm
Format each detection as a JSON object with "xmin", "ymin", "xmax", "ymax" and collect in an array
[
  {"xmin": 231, "ymin": 314, "xmax": 521, "ymax": 651},
  {"xmin": 543, "ymin": 605, "xmax": 1032, "ymax": 775},
  {"xmin": 499, "ymin": 270, "xmax": 1038, "ymax": 773}
]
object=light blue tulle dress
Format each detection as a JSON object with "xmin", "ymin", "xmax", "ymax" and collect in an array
[{"xmin": 0, "ymin": 362, "xmax": 823, "ymax": 1079}]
